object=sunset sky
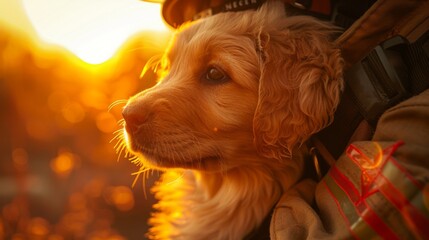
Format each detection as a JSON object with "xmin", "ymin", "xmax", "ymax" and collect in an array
[
  {"xmin": 0, "ymin": 0, "xmax": 169, "ymax": 64},
  {"xmin": 0, "ymin": 1, "xmax": 171, "ymax": 239}
]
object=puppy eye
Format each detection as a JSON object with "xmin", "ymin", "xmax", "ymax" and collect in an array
[{"xmin": 205, "ymin": 66, "xmax": 228, "ymax": 83}]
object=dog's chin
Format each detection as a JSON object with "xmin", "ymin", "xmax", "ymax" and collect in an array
[
  {"xmin": 145, "ymin": 154, "xmax": 222, "ymax": 171},
  {"xmin": 126, "ymin": 139, "xmax": 223, "ymax": 171}
]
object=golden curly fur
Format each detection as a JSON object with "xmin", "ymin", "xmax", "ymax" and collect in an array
[{"xmin": 121, "ymin": 1, "xmax": 343, "ymax": 239}]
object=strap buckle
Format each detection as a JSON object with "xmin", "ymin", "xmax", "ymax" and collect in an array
[{"xmin": 344, "ymin": 36, "xmax": 410, "ymax": 126}]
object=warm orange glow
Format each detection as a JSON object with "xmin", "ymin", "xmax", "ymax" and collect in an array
[
  {"xmin": 350, "ymin": 142, "xmax": 384, "ymax": 170},
  {"xmin": 95, "ymin": 112, "xmax": 118, "ymax": 133},
  {"xmin": 80, "ymin": 90, "xmax": 109, "ymax": 110},
  {"xmin": 83, "ymin": 179, "xmax": 106, "ymax": 198},
  {"xmin": 50, "ymin": 150, "xmax": 79, "ymax": 177},
  {"xmin": 0, "ymin": 218, "xmax": 4, "ymax": 239},
  {"xmin": 353, "ymin": 142, "xmax": 385, "ymax": 193},
  {"xmin": 22, "ymin": 0, "xmax": 169, "ymax": 64},
  {"xmin": 1, "ymin": 1, "xmax": 170, "ymax": 238},
  {"xmin": 12, "ymin": 148, "xmax": 29, "ymax": 171},
  {"xmin": 26, "ymin": 218, "xmax": 50, "ymax": 238},
  {"xmin": 104, "ymin": 186, "xmax": 135, "ymax": 211},
  {"xmin": 363, "ymin": 142, "xmax": 384, "ymax": 170},
  {"xmin": 61, "ymin": 102, "xmax": 86, "ymax": 123}
]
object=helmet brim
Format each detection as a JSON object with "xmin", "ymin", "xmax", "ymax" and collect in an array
[{"xmin": 162, "ymin": 0, "xmax": 208, "ymax": 28}]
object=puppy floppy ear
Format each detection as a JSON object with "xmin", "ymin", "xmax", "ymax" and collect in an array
[{"xmin": 253, "ymin": 14, "xmax": 344, "ymax": 161}]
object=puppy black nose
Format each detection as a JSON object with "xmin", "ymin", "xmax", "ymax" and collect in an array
[{"xmin": 122, "ymin": 105, "xmax": 146, "ymax": 134}]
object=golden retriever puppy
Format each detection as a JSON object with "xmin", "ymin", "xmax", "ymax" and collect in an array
[{"xmin": 121, "ymin": 1, "xmax": 343, "ymax": 239}]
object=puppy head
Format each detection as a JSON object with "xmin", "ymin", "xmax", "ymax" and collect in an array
[
  {"xmin": 122, "ymin": 7, "xmax": 261, "ymax": 171},
  {"xmin": 121, "ymin": 2, "xmax": 343, "ymax": 171}
]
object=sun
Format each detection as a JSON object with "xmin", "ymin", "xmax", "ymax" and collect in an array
[{"xmin": 22, "ymin": 0, "xmax": 170, "ymax": 64}]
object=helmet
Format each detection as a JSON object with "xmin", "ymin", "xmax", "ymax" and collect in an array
[
  {"xmin": 154, "ymin": 0, "xmax": 321, "ymax": 29},
  {"xmin": 161, "ymin": 0, "xmax": 266, "ymax": 28},
  {"xmin": 162, "ymin": 0, "xmax": 212, "ymax": 28}
]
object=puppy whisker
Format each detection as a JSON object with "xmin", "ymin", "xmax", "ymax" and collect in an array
[
  {"xmin": 129, "ymin": 155, "xmax": 140, "ymax": 166},
  {"xmin": 131, "ymin": 166, "xmax": 152, "ymax": 198},
  {"xmin": 111, "ymin": 128, "xmax": 130, "ymax": 162},
  {"xmin": 108, "ymin": 99, "xmax": 128, "ymax": 112},
  {"xmin": 140, "ymin": 54, "xmax": 169, "ymax": 80}
]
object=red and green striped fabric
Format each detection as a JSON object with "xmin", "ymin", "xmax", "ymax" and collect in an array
[{"xmin": 322, "ymin": 142, "xmax": 429, "ymax": 240}]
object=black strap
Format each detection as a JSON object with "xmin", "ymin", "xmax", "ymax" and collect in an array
[
  {"xmin": 332, "ymin": 0, "xmax": 376, "ymax": 29},
  {"xmin": 316, "ymin": 30, "xmax": 429, "ymax": 163},
  {"xmin": 400, "ymin": 31, "xmax": 429, "ymax": 95},
  {"xmin": 193, "ymin": 0, "xmax": 266, "ymax": 21},
  {"xmin": 192, "ymin": 0, "xmax": 336, "ymax": 22}
]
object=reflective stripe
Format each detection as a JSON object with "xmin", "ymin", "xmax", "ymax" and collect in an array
[
  {"xmin": 410, "ymin": 187, "xmax": 429, "ymax": 219},
  {"xmin": 382, "ymin": 161, "xmax": 420, "ymax": 199},
  {"xmin": 328, "ymin": 166, "xmax": 400, "ymax": 240},
  {"xmin": 379, "ymin": 160, "xmax": 429, "ymax": 238},
  {"xmin": 323, "ymin": 176, "xmax": 374, "ymax": 240},
  {"xmin": 325, "ymin": 142, "xmax": 429, "ymax": 239},
  {"xmin": 406, "ymin": 186, "xmax": 429, "ymax": 237}
]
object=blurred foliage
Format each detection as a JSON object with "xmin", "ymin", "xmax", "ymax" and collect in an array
[{"xmin": 0, "ymin": 25, "xmax": 171, "ymax": 239}]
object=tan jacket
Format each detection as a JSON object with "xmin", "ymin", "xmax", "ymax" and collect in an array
[
  {"xmin": 271, "ymin": 89, "xmax": 429, "ymax": 239},
  {"xmin": 271, "ymin": 0, "xmax": 429, "ymax": 239}
]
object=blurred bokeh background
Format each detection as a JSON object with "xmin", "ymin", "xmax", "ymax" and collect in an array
[{"xmin": 0, "ymin": 0, "xmax": 171, "ymax": 239}]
